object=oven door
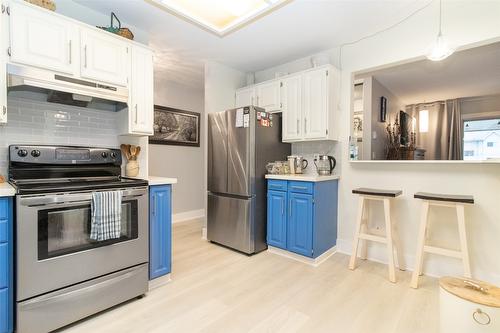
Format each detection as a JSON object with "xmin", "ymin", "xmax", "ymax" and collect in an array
[{"xmin": 16, "ymin": 187, "xmax": 148, "ymax": 301}]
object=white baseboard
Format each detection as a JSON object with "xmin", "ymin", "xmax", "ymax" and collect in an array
[
  {"xmin": 148, "ymin": 274, "xmax": 171, "ymax": 290},
  {"xmin": 172, "ymin": 209, "xmax": 205, "ymax": 223},
  {"xmin": 201, "ymin": 227, "xmax": 207, "ymax": 240},
  {"xmin": 268, "ymin": 245, "xmax": 337, "ymax": 267}
]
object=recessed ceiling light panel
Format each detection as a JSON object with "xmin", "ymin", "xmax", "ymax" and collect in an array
[{"xmin": 149, "ymin": 0, "xmax": 288, "ymax": 36}]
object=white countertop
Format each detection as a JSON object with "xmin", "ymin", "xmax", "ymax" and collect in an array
[
  {"xmin": 147, "ymin": 176, "xmax": 178, "ymax": 186},
  {"xmin": 265, "ymin": 174, "xmax": 340, "ymax": 182},
  {"xmin": 0, "ymin": 182, "xmax": 16, "ymax": 197}
]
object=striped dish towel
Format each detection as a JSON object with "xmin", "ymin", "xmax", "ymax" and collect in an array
[{"xmin": 90, "ymin": 190, "xmax": 123, "ymax": 241}]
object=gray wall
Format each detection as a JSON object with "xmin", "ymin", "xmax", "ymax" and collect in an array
[
  {"xmin": 149, "ymin": 76, "xmax": 205, "ymax": 216},
  {"xmin": 369, "ymin": 77, "xmax": 406, "ymax": 160}
]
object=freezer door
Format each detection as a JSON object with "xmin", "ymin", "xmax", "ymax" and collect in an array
[
  {"xmin": 208, "ymin": 111, "xmax": 228, "ymax": 193},
  {"xmin": 227, "ymin": 107, "xmax": 253, "ymax": 196},
  {"xmin": 207, "ymin": 193, "xmax": 254, "ymax": 254}
]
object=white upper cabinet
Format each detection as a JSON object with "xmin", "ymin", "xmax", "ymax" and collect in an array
[
  {"xmin": 0, "ymin": 2, "xmax": 7, "ymax": 124},
  {"xmin": 281, "ymin": 65, "xmax": 339, "ymax": 142},
  {"xmin": 303, "ymin": 67, "xmax": 328, "ymax": 139},
  {"xmin": 9, "ymin": 1, "xmax": 78, "ymax": 75},
  {"xmin": 235, "ymin": 87, "xmax": 255, "ymax": 108},
  {"xmin": 281, "ymin": 75, "xmax": 302, "ymax": 141},
  {"xmin": 128, "ymin": 46, "xmax": 153, "ymax": 135},
  {"xmin": 80, "ymin": 28, "xmax": 129, "ymax": 86},
  {"xmin": 255, "ymin": 80, "xmax": 281, "ymax": 112}
]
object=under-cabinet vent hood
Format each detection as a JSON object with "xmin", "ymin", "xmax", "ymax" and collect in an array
[{"xmin": 7, "ymin": 64, "xmax": 128, "ymax": 111}]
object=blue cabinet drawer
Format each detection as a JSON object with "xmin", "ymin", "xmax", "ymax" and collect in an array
[
  {"xmin": 0, "ymin": 199, "xmax": 7, "ymax": 220},
  {"xmin": 267, "ymin": 180, "xmax": 287, "ymax": 192},
  {"xmin": 0, "ymin": 243, "xmax": 7, "ymax": 289},
  {"xmin": 0, "ymin": 288, "xmax": 8, "ymax": 333},
  {"xmin": 0, "ymin": 220, "xmax": 7, "ymax": 244},
  {"xmin": 288, "ymin": 181, "xmax": 314, "ymax": 194}
]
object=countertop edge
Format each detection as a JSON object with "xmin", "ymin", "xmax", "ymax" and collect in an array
[
  {"xmin": 148, "ymin": 176, "xmax": 178, "ymax": 185},
  {"xmin": 265, "ymin": 174, "xmax": 340, "ymax": 182},
  {"xmin": 0, "ymin": 183, "xmax": 16, "ymax": 197}
]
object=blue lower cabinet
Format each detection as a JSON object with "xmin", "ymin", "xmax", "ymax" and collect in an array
[
  {"xmin": 149, "ymin": 185, "xmax": 172, "ymax": 280},
  {"xmin": 267, "ymin": 190, "xmax": 287, "ymax": 249},
  {"xmin": 267, "ymin": 180, "xmax": 338, "ymax": 259},
  {"xmin": 287, "ymin": 192, "xmax": 313, "ymax": 257},
  {"xmin": 0, "ymin": 197, "xmax": 12, "ymax": 333}
]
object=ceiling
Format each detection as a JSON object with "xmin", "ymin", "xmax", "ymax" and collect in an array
[
  {"xmin": 359, "ymin": 41, "xmax": 500, "ymax": 104},
  {"xmin": 75, "ymin": 0, "xmax": 432, "ymax": 89}
]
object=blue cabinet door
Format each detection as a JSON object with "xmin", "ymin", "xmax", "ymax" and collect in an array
[
  {"xmin": 0, "ymin": 197, "xmax": 12, "ymax": 333},
  {"xmin": 149, "ymin": 185, "xmax": 172, "ymax": 280},
  {"xmin": 287, "ymin": 192, "xmax": 313, "ymax": 257},
  {"xmin": 267, "ymin": 190, "xmax": 287, "ymax": 249}
]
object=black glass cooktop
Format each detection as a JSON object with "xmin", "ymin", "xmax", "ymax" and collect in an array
[{"xmin": 11, "ymin": 177, "xmax": 149, "ymax": 195}]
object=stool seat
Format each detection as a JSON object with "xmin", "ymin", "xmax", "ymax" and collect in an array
[
  {"xmin": 414, "ymin": 192, "xmax": 474, "ymax": 204},
  {"xmin": 353, "ymin": 188, "xmax": 403, "ymax": 198}
]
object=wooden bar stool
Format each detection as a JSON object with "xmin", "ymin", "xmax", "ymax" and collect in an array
[
  {"xmin": 411, "ymin": 192, "xmax": 474, "ymax": 289},
  {"xmin": 349, "ymin": 188, "xmax": 404, "ymax": 283}
]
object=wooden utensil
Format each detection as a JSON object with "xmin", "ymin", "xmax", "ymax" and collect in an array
[{"xmin": 120, "ymin": 144, "xmax": 131, "ymax": 160}]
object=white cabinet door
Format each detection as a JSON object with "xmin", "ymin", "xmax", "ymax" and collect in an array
[
  {"xmin": 281, "ymin": 75, "xmax": 302, "ymax": 141},
  {"xmin": 80, "ymin": 28, "xmax": 129, "ymax": 86},
  {"xmin": 303, "ymin": 68, "xmax": 328, "ymax": 139},
  {"xmin": 129, "ymin": 46, "xmax": 153, "ymax": 135},
  {"xmin": 9, "ymin": 1, "xmax": 77, "ymax": 75},
  {"xmin": 0, "ymin": 3, "xmax": 7, "ymax": 124},
  {"xmin": 235, "ymin": 87, "xmax": 255, "ymax": 108},
  {"xmin": 256, "ymin": 80, "xmax": 281, "ymax": 112}
]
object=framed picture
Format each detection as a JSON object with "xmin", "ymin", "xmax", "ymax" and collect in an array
[
  {"xmin": 380, "ymin": 96, "xmax": 387, "ymax": 122},
  {"xmin": 149, "ymin": 105, "xmax": 200, "ymax": 147}
]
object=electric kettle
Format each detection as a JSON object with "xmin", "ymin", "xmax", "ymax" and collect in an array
[
  {"xmin": 288, "ymin": 155, "xmax": 308, "ymax": 174},
  {"xmin": 314, "ymin": 155, "xmax": 336, "ymax": 175}
]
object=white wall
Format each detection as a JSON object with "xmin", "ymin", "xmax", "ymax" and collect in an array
[
  {"xmin": 203, "ymin": 62, "xmax": 246, "ymax": 229},
  {"xmin": 149, "ymin": 76, "xmax": 205, "ymax": 221},
  {"xmin": 251, "ymin": 1, "xmax": 500, "ymax": 283}
]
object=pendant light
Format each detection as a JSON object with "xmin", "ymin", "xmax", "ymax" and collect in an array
[{"xmin": 427, "ymin": 0, "xmax": 454, "ymax": 61}]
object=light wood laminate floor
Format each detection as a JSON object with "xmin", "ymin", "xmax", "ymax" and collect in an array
[{"xmin": 61, "ymin": 219, "xmax": 439, "ymax": 333}]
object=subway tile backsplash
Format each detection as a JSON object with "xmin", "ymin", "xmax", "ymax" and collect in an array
[{"xmin": 0, "ymin": 96, "xmax": 121, "ymax": 176}]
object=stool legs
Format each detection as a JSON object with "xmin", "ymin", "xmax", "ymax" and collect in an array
[
  {"xmin": 383, "ymin": 198, "xmax": 396, "ymax": 283},
  {"xmin": 456, "ymin": 204, "xmax": 471, "ymax": 278},
  {"xmin": 349, "ymin": 196, "xmax": 401, "ymax": 283},
  {"xmin": 349, "ymin": 196, "xmax": 365, "ymax": 270},
  {"xmin": 411, "ymin": 201, "xmax": 472, "ymax": 289},
  {"xmin": 411, "ymin": 201, "xmax": 429, "ymax": 288}
]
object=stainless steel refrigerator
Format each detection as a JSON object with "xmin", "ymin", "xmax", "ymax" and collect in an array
[{"xmin": 207, "ymin": 106, "xmax": 291, "ymax": 254}]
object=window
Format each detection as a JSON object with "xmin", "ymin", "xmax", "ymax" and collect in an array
[{"xmin": 463, "ymin": 118, "xmax": 500, "ymax": 160}]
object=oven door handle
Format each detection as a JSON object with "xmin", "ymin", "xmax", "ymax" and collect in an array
[
  {"xmin": 19, "ymin": 188, "xmax": 147, "ymax": 207},
  {"xmin": 19, "ymin": 265, "xmax": 146, "ymax": 310}
]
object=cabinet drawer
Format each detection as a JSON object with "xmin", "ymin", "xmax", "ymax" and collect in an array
[
  {"xmin": 0, "ymin": 243, "xmax": 7, "ymax": 289},
  {"xmin": 0, "ymin": 219, "xmax": 7, "ymax": 243},
  {"xmin": 288, "ymin": 181, "xmax": 313, "ymax": 194},
  {"xmin": 267, "ymin": 180, "xmax": 287, "ymax": 192},
  {"xmin": 0, "ymin": 199, "xmax": 8, "ymax": 220}
]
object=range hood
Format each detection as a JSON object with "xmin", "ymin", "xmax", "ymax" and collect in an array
[{"xmin": 7, "ymin": 64, "xmax": 128, "ymax": 111}]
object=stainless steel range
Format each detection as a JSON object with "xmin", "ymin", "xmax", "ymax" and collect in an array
[{"xmin": 9, "ymin": 145, "xmax": 149, "ymax": 333}]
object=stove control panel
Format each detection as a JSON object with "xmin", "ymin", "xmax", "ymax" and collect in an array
[{"xmin": 9, "ymin": 145, "xmax": 122, "ymax": 165}]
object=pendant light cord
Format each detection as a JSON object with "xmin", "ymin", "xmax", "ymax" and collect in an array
[{"xmin": 438, "ymin": 0, "xmax": 443, "ymax": 36}]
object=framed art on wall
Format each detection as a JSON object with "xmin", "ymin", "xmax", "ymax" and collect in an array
[
  {"xmin": 149, "ymin": 105, "xmax": 201, "ymax": 147},
  {"xmin": 380, "ymin": 96, "xmax": 387, "ymax": 122}
]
